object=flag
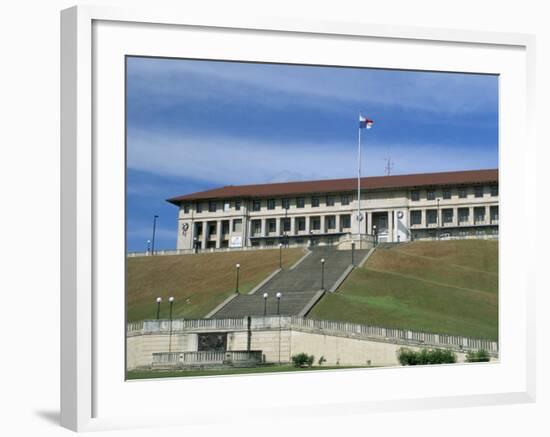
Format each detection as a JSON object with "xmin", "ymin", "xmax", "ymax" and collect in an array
[{"xmin": 359, "ymin": 115, "xmax": 374, "ymax": 129}]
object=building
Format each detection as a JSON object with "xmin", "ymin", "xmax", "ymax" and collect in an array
[{"xmin": 166, "ymin": 169, "xmax": 499, "ymax": 251}]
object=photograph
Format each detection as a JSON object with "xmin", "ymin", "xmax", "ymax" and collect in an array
[{"xmin": 125, "ymin": 56, "xmax": 499, "ymax": 379}]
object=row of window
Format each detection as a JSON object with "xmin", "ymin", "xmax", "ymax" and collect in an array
[
  {"xmin": 184, "ymin": 194, "xmax": 351, "ymax": 214},
  {"xmin": 410, "ymin": 185, "xmax": 498, "ymax": 201},
  {"xmin": 410, "ymin": 206, "xmax": 499, "ymax": 225},
  {"xmin": 251, "ymin": 215, "xmax": 352, "ymax": 234}
]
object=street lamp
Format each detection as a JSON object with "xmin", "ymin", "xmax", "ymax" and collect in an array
[
  {"xmin": 321, "ymin": 258, "xmax": 325, "ymax": 290},
  {"xmin": 235, "ymin": 263, "xmax": 240, "ymax": 294},
  {"xmin": 155, "ymin": 296, "xmax": 162, "ymax": 320},
  {"xmin": 263, "ymin": 292, "xmax": 269, "ymax": 316},
  {"xmin": 146, "ymin": 239, "xmax": 151, "ymax": 256},
  {"xmin": 436, "ymin": 198, "xmax": 441, "ymax": 240},
  {"xmin": 351, "ymin": 241, "xmax": 355, "ymax": 266},
  {"xmin": 373, "ymin": 225, "xmax": 377, "ymax": 245},
  {"xmin": 278, "ymin": 243, "xmax": 283, "ymax": 269},
  {"xmin": 151, "ymin": 215, "xmax": 159, "ymax": 255},
  {"xmin": 276, "ymin": 292, "xmax": 282, "ymax": 315},
  {"xmin": 168, "ymin": 296, "xmax": 175, "ymax": 352}
]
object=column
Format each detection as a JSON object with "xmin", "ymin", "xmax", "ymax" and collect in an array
[
  {"xmin": 215, "ymin": 220, "xmax": 222, "ymax": 248},
  {"xmin": 469, "ymin": 206, "xmax": 474, "ymax": 225},
  {"xmin": 387, "ymin": 210, "xmax": 393, "ymax": 242},
  {"xmin": 453, "ymin": 207, "xmax": 458, "ymax": 227},
  {"xmin": 305, "ymin": 215, "xmax": 311, "ymax": 234},
  {"xmin": 335, "ymin": 214, "xmax": 341, "ymax": 232},
  {"xmin": 276, "ymin": 217, "xmax": 281, "ymax": 236},
  {"xmin": 485, "ymin": 205, "xmax": 490, "ymax": 225},
  {"xmin": 201, "ymin": 221, "xmax": 207, "ymax": 249},
  {"xmin": 260, "ymin": 218, "xmax": 266, "ymax": 237},
  {"xmin": 367, "ymin": 211, "xmax": 373, "ymax": 234},
  {"xmin": 421, "ymin": 209, "xmax": 426, "ymax": 227},
  {"xmin": 320, "ymin": 215, "xmax": 326, "ymax": 234},
  {"xmin": 290, "ymin": 216, "xmax": 296, "ymax": 235}
]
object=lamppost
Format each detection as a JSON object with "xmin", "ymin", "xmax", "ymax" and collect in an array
[
  {"xmin": 351, "ymin": 241, "xmax": 355, "ymax": 266},
  {"xmin": 373, "ymin": 225, "xmax": 377, "ymax": 245},
  {"xmin": 168, "ymin": 296, "xmax": 174, "ymax": 353},
  {"xmin": 278, "ymin": 243, "xmax": 283, "ymax": 269},
  {"xmin": 263, "ymin": 292, "xmax": 269, "ymax": 316},
  {"xmin": 321, "ymin": 258, "xmax": 325, "ymax": 290},
  {"xmin": 235, "ymin": 263, "xmax": 240, "ymax": 294},
  {"xmin": 155, "ymin": 296, "xmax": 162, "ymax": 320},
  {"xmin": 151, "ymin": 215, "xmax": 159, "ymax": 255},
  {"xmin": 276, "ymin": 291, "xmax": 282, "ymax": 365},
  {"xmin": 146, "ymin": 239, "xmax": 151, "ymax": 256},
  {"xmin": 436, "ymin": 198, "xmax": 441, "ymax": 240}
]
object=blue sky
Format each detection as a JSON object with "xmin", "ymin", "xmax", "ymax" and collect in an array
[{"xmin": 126, "ymin": 57, "xmax": 498, "ymax": 252}]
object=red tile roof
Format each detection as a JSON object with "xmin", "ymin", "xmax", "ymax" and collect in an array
[{"xmin": 166, "ymin": 169, "xmax": 498, "ymax": 205}]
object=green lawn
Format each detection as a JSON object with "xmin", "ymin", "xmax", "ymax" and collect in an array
[
  {"xmin": 308, "ymin": 240, "xmax": 498, "ymax": 340},
  {"xmin": 126, "ymin": 364, "xmax": 367, "ymax": 379},
  {"xmin": 126, "ymin": 248, "xmax": 303, "ymax": 322}
]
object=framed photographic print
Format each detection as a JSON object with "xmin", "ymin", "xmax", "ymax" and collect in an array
[{"xmin": 61, "ymin": 5, "xmax": 536, "ymax": 432}]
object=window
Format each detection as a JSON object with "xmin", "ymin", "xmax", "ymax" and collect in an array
[
  {"xmin": 196, "ymin": 202, "xmax": 203, "ymax": 213},
  {"xmin": 252, "ymin": 200, "xmax": 261, "ymax": 211},
  {"xmin": 235, "ymin": 200, "xmax": 241, "ymax": 211},
  {"xmin": 341, "ymin": 214, "xmax": 351, "ymax": 229},
  {"xmin": 222, "ymin": 221, "xmax": 230, "ymax": 234},
  {"xmin": 458, "ymin": 208, "xmax": 469, "ymax": 222},
  {"xmin": 491, "ymin": 185, "xmax": 498, "ymax": 197},
  {"xmin": 411, "ymin": 190, "xmax": 420, "ymax": 201},
  {"xmin": 427, "ymin": 189, "xmax": 436, "ymax": 201},
  {"xmin": 474, "ymin": 186, "xmax": 484, "ymax": 198},
  {"xmin": 474, "ymin": 207, "xmax": 485, "ymax": 223},
  {"xmin": 311, "ymin": 196, "xmax": 320, "ymax": 207},
  {"xmin": 442, "ymin": 208, "xmax": 453, "ymax": 224},
  {"xmin": 267, "ymin": 199, "xmax": 276, "ymax": 210},
  {"xmin": 252, "ymin": 220, "xmax": 261, "ymax": 236},
  {"xmin": 490, "ymin": 206, "xmax": 499, "ymax": 221},
  {"xmin": 326, "ymin": 215, "xmax": 336, "ymax": 230},
  {"xmin": 208, "ymin": 201, "xmax": 217, "ymax": 212},
  {"xmin": 232, "ymin": 219, "xmax": 242, "ymax": 232},
  {"xmin": 208, "ymin": 222, "xmax": 217, "ymax": 235},
  {"xmin": 296, "ymin": 197, "xmax": 305, "ymax": 208},
  {"xmin": 282, "ymin": 198, "xmax": 290, "ymax": 210},
  {"xmin": 282, "ymin": 218, "xmax": 291, "ymax": 232},
  {"xmin": 427, "ymin": 209, "xmax": 437, "ymax": 224},
  {"xmin": 297, "ymin": 217, "xmax": 306, "ymax": 231},
  {"xmin": 326, "ymin": 196, "xmax": 336, "ymax": 206},
  {"xmin": 223, "ymin": 202, "xmax": 230, "ymax": 212},
  {"xmin": 410, "ymin": 210, "xmax": 422, "ymax": 225},
  {"xmin": 267, "ymin": 219, "xmax": 276, "ymax": 234},
  {"xmin": 341, "ymin": 194, "xmax": 350, "ymax": 205},
  {"xmin": 458, "ymin": 188, "xmax": 467, "ymax": 199},
  {"xmin": 183, "ymin": 203, "xmax": 190, "ymax": 214},
  {"xmin": 442, "ymin": 189, "xmax": 451, "ymax": 200},
  {"xmin": 311, "ymin": 217, "xmax": 321, "ymax": 230}
]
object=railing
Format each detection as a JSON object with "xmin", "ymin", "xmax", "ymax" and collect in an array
[
  {"xmin": 128, "ymin": 244, "xmax": 307, "ymax": 258},
  {"xmin": 151, "ymin": 350, "xmax": 263, "ymax": 366},
  {"xmin": 129, "ymin": 316, "xmax": 498, "ymax": 353}
]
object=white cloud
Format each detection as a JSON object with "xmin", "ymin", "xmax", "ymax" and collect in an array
[
  {"xmin": 127, "ymin": 58, "xmax": 497, "ymax": 115},
  {"xmin": 127, "ymin": 129, "xmax": 497, "ymax": 188}
]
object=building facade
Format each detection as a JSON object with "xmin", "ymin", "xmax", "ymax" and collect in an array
[{"xmin": 167, "ymin": 169, "xmax": 499, "ymax": 251}]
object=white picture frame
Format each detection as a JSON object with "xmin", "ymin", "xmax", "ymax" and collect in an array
[{"xmin": 60, "ymin": 5, "xmax": 536, "ymax": 432}]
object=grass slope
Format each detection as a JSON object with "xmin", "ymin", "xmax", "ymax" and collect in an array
[
  {"xmin": 127, "ymin": 248, "xmax": 303, "ymax": 322},
  {"xmin": 309, "ymin": 240, "xmax": 498, "ymax": 340}
]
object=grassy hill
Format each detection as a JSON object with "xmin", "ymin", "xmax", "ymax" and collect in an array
[
  {"xmin": 127, "ymin": 248, "xmax": 304, "ymax": 322},
  {"xmin": 308, "ymin": 240, "xmax": 498, "ymax": 340}
]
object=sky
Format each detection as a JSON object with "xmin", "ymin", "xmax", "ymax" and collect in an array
[{"xmin": 126, "ymin": 56, "xmax": 499, "ymax": 252}]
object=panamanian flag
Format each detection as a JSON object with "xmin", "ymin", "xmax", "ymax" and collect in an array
[{"xmin": 359, "ymin": 115, "xmax": 374, "ymax": 129}]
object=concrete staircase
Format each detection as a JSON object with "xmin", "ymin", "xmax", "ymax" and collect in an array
[{"xmin": 212, "ymin": 246, "xmax": 369, "ymax": 318}]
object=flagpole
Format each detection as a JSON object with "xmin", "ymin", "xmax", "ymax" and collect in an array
[{"xmin": 357, "ymin": 114, "xmax": 362, "ymax": 250}]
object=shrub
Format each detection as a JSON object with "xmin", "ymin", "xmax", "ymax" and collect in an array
[
  {"xmin": 291, "ymin": 353, "xmax": 315, "ymax": 368},
  {"xmin": 318, "ymin": 356, "xmax": 327, "ymax": 366},
  {"xmin": 398, "ymin": 347, "xmax": 457, "ymax": 366},
  {"xmin": 466, "ymin": 349, "xmax": 491, "ymax": 363}
]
